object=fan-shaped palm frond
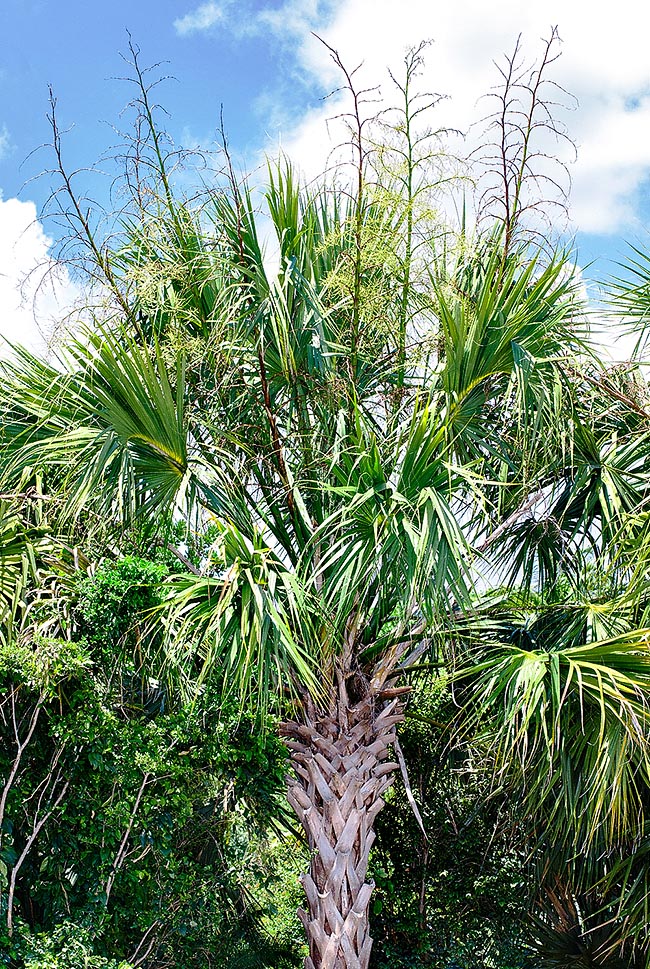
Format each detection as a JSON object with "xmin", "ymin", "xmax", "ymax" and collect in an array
[
  {"xmin": 0, "ymin": 329, "xmax": 190, "ymax": 525},
  {"xmin": 606, "ymin": 244, "xmax": 650, "ymax": 351},
  {"xmin": 461, "ymin": 627, "xmax": 650, "ymax": 852},
  {"xmin": 163, "ymin": 521, "xmax": 320, "ymax": 711},
  {"xmin": 431, "ymin": 231, "xmax": 585, "ymax": 467}
]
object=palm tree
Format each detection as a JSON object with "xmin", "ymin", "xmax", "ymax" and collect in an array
[
  {"xmin": 0, "ymin": 216, "xmax": 594, "ymax": 967},
  {"xmin": 3, "ymin": 57, "xmax": 650, "ymax": 967}
]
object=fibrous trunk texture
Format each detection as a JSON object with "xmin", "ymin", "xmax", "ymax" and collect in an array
[{"xmin": 281, "ymin": 690, "xmax": 403, "ymax": 969}]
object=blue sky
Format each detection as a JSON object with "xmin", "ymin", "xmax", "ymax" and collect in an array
[
  {"xmin": 2, "ymin": 0, "xmax": 650, "ymax": 351},
  {"xmin": 0, "ymin": 0, "xmax": 328, "ymax": 202}
]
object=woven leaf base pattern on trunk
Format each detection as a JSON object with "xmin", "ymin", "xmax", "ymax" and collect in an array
[{"xmin": 281, "ymin": 694, "xmax": 403, "ymax": 969}]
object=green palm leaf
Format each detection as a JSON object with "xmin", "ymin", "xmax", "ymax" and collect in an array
[
  {"xmin": 461, "ymin": 630, "xmax": 650, "ymax": 850},
  {"xmin": 163, "ymin": 521, "xmax": 320, "ymax": 711},
  {"xmin": 0, "ymin": 327, "xmax": 189, "ymax": 524}
]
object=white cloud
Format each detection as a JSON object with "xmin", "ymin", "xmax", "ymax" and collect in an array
[
  {"xmin": 255, "ymin": 0, "xmax": 650, "ymax": 237},
  {"xmin": 255, "ymin": 0, "xmax": 335, "ymax": 38},
  {"xmin": 0, "ymin": 196, "xmax": 82, "ymax": 357},
  {"xmin": 174, "ymin": 0, "xmax": 334, "ymax": 43},
  {"xmin": 0, "ymin": 125, "xmax": 11, "ymax": 161},
  {"xmin": 174, "ymin": 2, "xmax": 228, "ymax": 36}
]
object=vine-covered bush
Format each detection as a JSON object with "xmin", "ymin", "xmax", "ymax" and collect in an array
[{"xmin": 0, "ymin": 557, "xmax": 304, "ymax": 968}]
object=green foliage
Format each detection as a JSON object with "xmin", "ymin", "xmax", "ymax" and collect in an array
[
  {"xmin": 9, "ymin": 922, "xmax": 132, "ymax": 969},
  {"xmin": 76, "ymin": 556, "xmax": 166, "ymax": 644},
  {"xmin": 75, "ymin": 555, "xmax": 167, "ymax": 684},
  {"xmin": 370, "ymin": 680, "xmax": 528, "ymax": 969},
  {"xmin": 0, "ymin": 637, "xmax": 90, "ymax": 692},
  {"xmin": 250, "ymin": 837, "xmax": 309, "ymax": 965},
  {"xmin": 0, "ymin": 556, "xmax": 303, "ymax": 969}
]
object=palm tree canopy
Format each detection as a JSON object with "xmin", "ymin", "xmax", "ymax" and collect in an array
[{"xmin": 0, "ymin": 175, "xmax": 594, "ymax": 710}]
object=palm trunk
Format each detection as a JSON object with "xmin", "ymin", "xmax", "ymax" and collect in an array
[{"xmin": 281, "ymin": 687, "xmax": 404, "ymax": 969}]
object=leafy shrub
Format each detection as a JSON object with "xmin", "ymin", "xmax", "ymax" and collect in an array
[
  {"xmin": 9, "ymin": 922, "xmax": 132, "ymax": 969},
  {"xmin": 1, "ymin": 556, "xmax": 304, "ymax": 969}
]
